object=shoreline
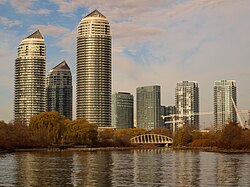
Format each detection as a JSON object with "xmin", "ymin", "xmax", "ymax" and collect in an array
[
  {"xmin": 2, "ymin": 146, "xmax": 250, "ymax": 154},
  {"xmin": 173, "ymin": 146, "xmax": 250, "ymax": 153},
  {"xmin": 1, "ymin": 146, "xmax": 163, "ymax": 153}
]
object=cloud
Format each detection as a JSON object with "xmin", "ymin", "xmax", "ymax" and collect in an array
[
  {"xmin": 110, "ymin": 0, "xmax": 250, "ymax": 127},
  {"xmin": 50, "ymin": 0, "xmax": 86, "ymax": 13},
  {"xmin": 112, "ymin": 22, "xmax": 163, "ymax": 44},
  {"xmin": 50, "ymin": 0, "xmax": 230, "ymax": 58},
  {"xmin": 0, "ymin": 16, "xmax": 21, "ymax": 27},
  {"xmin": 50, "ymin": 0, "xmax": 225, "ymax": 19},
  {"xmin": 0, "ymin": 0, "xmax": 6, "ymax": 4},
  {"xmin": 29, "ymin": 24, "xmax": 76, "ymax": 54},
  {"xmin": 50, "ymin": 0, "xmax": 229, "ymax": 53},
  {"xmin": 0, "ymin": 30, "xmax": 20, "ymax": 122},
  {"xmin": 9, "ymin": 0, "xmax": 51, "ymax": 15},
  {"xmin": 29, "ymin": 24, "xmax": 70, "ymax": 36},
  {"xmin": 57, "ymin": 29, "xmax": 76, "ymax": 53}
]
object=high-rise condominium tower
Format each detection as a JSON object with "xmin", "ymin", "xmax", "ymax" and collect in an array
[
  {"xmin": 14, "ymin": 30, "xmax": 46, "ymax": 125},
  {"xmin": 46, "ymin": 60, "xmax": 72, "ymax": 120},
  {"xmin": 161, "ymin": 105, "xmax": 177, "ymax": 132},
  {"xmin": 214, "ymin": 80, "xmax": 237, "ymax": 130},
  {"xmin": 76, "ymin": 10, "xmax": 112, "ymax": 127},
  {"xmin": 112, "ymin": 92, "xmax": 134, "ymax": 129},
  {"xmin": 137, "ymin": 85, "xmax": 161, "ymax": 130},
  {"xmin": 175, "ymin": 81, "xmax": 199, "ymax": 129}
]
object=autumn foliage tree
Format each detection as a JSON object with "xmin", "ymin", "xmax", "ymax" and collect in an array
[
  {"xmin": 98, "ymin": 129, "xmax": 116, "ymax": 147},
  {"xmin": 126, "ymin": 128, "xmax": 147, "ymax": 138},
  {"xmin": 97, "ymin": 128, "xmax": 150, "ymax": 147},
  {"xmin": 190, "ymin": 121, "xmax": 250, "ymax": 149},
  {"xmin": 150, "ymin": 127, "xmax": 172, "ymax": 137},
  {"xmin": 63, "ymin": 120, "xmax": 98, "ymax": 146},
  {"xmin": 191, "ymin": 130, "xmax": 220, "ymax": 147},
  {"xmin": 114, "ymin": 129, "xmax": 131, "ymax": 147},
  {"xmin": 173, "ymin": 127, "xmax": 193, "ymax": 146},
  {"xmin": 0, "ymin": 121, "xmax": 34, "ymax": 149},
  {"xmin": 0, "ymin": 121, "xmax": 13, "ymax": 149},
  {"xmin": 218, "ymin": 122, "xmax": 243, "ymax": 149},
  {"xmin": 29, "ymin": 112, "xmax": 65, "ymax": 145},
  {"xmin": 29, "ymin": 112, "xmax": 99, "ymax": 147}
]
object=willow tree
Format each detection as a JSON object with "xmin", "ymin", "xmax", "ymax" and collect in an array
[{"xmin": 29, "ymin": 112, "xmax": 66, "ymax": 145}]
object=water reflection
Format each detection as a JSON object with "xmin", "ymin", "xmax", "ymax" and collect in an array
[
  {"xmin": 0, "ymin": 154, "xmax": 17, "ymax": 186},
  {"xmin": 199, "ymin": 152, "xmax": 218, "ymax": 186},
  {"xmin": 15, "ymin": 151, "xmax": 74, "ymax": 186},
  {"xmin": 133, "ymin": 149, "xmax": 166, "ymax": 186},
  {"xmin": 1, "ymin": 149, "xmax": 250, "ymax": 186},
  {"xmin": 215, "ymin": 154, "xmax": 246, "ymax": 186},
  {"xmin": 110, "ymin": 151, "xmax": 134, "ymax": 186},
  {"xmin": 71, "ymin": 151, "xmax": 113, "ymax": 186},
  {"xmin": 171, "ymin": 151, "xmax": 200, "ymax": 186}
]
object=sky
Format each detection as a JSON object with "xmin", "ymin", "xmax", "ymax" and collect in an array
[{"xmin": 0, "ymin": 0, "xmax": 250, "ymax": 127}]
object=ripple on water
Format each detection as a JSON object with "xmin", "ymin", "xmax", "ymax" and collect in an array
[{"xmin": 0, "ymin": 150, "xmax": 250, "ymax": 186}]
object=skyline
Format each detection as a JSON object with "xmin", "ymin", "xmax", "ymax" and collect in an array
[{"xmin": 1, "ymin": 1, "xmax": 250, "ymax": 126}]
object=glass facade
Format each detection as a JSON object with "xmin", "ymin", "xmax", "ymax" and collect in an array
[
  {"xmin": 136, "ymin": 85, "xmax": 161, "ymax": 130},
  {"xmin": 46, "ymin": 60, "xmax": 72, "ymax": 120},
  {"xmin": 14, "ymin": 30, "xmax": 46, "ymax": 125},
  {"xmin": 112, "ymin": 92, "xmax": 134, "ymax": 129},
  {"xmin": 175, "ymin": 81, "xmax": 199, "ymax": 129},
  {"xmin": 76, "ymin": 10, "xmax": 112, "ymax": 127},
  {"xmin": 214, "ymin": 80, "xmax": 237, "ymax": 130},
  {"xmin": 161, "ymin": 105, "xmax": 177, "ymax": 132}
]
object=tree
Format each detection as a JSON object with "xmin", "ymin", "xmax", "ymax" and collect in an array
[
  {"xmin": 173, "ymin": 127, "xmax": 193, "ymax": 146},
  {"xmin": 114, "ymin": 129, "xmax": 131, "ymax": 147},
  {"xmin": 11, "ymin": 122, "xmax": 32, "ymax": 148},
  {"xmin": 98, "ymin": 129, "xmax": 115, "ymax": 147},
  {"xmin": 29, "ymin": 112, "xmax": 65, "ymax": 145},
  {"xmin": 218, "ymin": 122, "xmax": 242, "ymax": 149},
  {"xmin": 127, "ymin": 128, "xmax": 147, "ymax": 139},
  {"xmin": 63, "ymin": 120, "xmax": 98, "ymax": 146},
  {"xmin": 0, "ymin": 121, "xmax": 35, "ymax": 149},
  {"xmin": 150, "ymin": 127, "xmax": 172, "ymax": 137},
  {"xmin": 0, "ymin": 121, "xmax": 10, "ymax": 149}
]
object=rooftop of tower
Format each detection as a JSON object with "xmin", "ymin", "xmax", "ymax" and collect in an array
[
  {"xmin": 51, "ymin": 60, "xmax": 71, "ymax": 71},
  {"xmin": 84, "ymin": 9, "xmax": 106, "ymax": 19},
  {"xmin": 26, "ymin": 30, "xmax": 43, "ymax": 39}
]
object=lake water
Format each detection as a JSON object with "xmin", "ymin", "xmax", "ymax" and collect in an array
[{"xmin": 0, "ymin": 149, "xmax": 250, "ymax": 186}]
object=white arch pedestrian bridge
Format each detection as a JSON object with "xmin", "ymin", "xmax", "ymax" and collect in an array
[{"xmin": 130, "ymin": 134, "xmax": 173, "ymax": 146}]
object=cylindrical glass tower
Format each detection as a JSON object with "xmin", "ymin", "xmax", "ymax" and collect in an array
[
  {"xmin": 76, "ymin": 10, "xmax": 111, "ymax": 127},
  {"xmin": 14, "ymin": 30, "xmax": 46, "ymax": 125}
]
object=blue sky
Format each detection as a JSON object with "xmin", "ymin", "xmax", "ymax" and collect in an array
[{"xmin": 0, "ymin": 0, "xmax": 250, "ymax": 126}]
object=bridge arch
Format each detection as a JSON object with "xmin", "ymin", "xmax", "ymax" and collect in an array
[{"xmin": 130, "ymin": 134, "xmax": 173, "ymax": 146}]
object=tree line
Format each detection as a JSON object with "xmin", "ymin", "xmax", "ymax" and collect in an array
[
  {"xmin": 173, "ymin": 122, "xmax": 250, "ymax": 150},
  {"xmin": 0, "ymin": 112, "xmax": 172, "ymax": 150},
  {"xmin": 1, "ymin": 112, "xmax": 250, "ymax": 151}
]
